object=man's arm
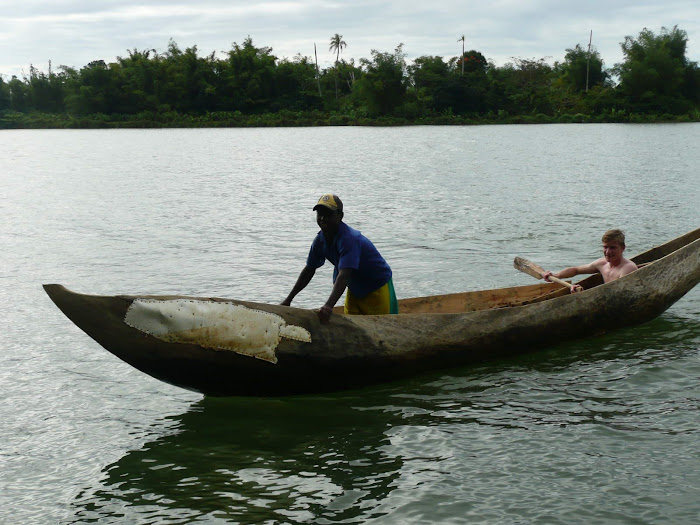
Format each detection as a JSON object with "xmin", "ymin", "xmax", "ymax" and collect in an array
[
  {"xmin": 543, "ymin": 260, "xmax": 601, "ymax": 293},
  {"xmin": 547, "ymin": 260, "xmax": 601, "ymax": 280},
  {"xmin": 281, "ymin": 265, "xmax": 316, "ymax": 306},
  {"xmin": 318, "ymin": 268, "xmax": 352, "ymax": 324}
]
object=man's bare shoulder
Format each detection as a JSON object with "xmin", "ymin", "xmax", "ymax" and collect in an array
[
  {"xmin": 588, "ymin": 257, "xmax": 607, "ymax": 272},
  {"xmin": 620, "ymin": 258, "xmax": 638, "ymax": 276}
]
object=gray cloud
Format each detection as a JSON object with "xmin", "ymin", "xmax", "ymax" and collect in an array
[{"xmin": 1, "ymin": 0, "xmax": 698, "ymax": 78}]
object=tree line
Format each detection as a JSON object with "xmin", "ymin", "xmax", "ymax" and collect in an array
[{"xmin": 1, "ymin": 25, "xmax": 699, "ymax": 128}]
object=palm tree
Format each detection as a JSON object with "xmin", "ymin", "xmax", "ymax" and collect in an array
[
  {"xmin": 458, "ymin": 35, "xmax": 465, "ymax": 75},
  {"xmin": 329, "ymin": 34, "xmax": 347, "ymax": 65},
  {"xmin": 329, "ymin": 34, "xmax": 347, "ymax": 99}
]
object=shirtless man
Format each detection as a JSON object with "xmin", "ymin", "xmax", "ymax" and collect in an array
[{"xmin": 543, "ymin": 229, "xmax": 638, "ymax": 293}]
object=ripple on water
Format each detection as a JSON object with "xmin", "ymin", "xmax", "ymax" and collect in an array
[{"xmin": 1, "ymin": 126, "xmax": 699, "ymax": 524}]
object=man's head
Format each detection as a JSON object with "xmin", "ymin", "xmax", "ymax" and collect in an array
[
  {"xmin": 313, "ymin": 194, "xmax": 343, "ymax": 214},
  {"xmin": 313, "ymin": 194, "xmax": 344, "ymax": 238},
  {"xmin": 602, "ymin": 229, "xmax": 626, "ymax": 263},
  {"xmin": 602, "ymin": 229, "xmax": 626, "ymax": 247}
]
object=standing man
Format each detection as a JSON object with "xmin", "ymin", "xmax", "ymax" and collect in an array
[
  {"xmin": 543, "ymin": 229, "xmax": 638, "ymax": 293},
  {"xmin": 281, "ymin": 194, "xmax": 397, "ymax": 323}
]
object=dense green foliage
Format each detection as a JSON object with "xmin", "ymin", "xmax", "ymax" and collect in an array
[
  {"xmin": 2, "ymin": 26, "xmax": 699, "ymax": 128},
  {"xmin": 615, "ymin": 26, "xmax": 700, "ymax": 114}
]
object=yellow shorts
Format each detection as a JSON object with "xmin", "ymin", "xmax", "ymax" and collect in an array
[{"xmin": 344, "ymin": 279, "xmax": 398, "ymax": 315}]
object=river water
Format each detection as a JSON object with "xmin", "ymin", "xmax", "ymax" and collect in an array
[{"xmin": 1, "ymin": 124, "xmax": 699, "ymax": 524}]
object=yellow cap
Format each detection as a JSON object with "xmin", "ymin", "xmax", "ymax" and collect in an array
[{"xmin": 313, "ymin": 194, "xmax": 343, "ymax": 212}]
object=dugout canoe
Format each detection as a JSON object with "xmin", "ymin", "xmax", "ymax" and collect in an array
[{"xmin": 44, "ymin": 227, "xmax": 700, "ymax": 396}]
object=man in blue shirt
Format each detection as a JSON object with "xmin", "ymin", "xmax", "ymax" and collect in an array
[{"xmin": 281, "ymin": 194, "xmax": 397, "ymax": 323}]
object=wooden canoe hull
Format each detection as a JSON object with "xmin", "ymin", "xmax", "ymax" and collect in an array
[{"xmin": 44, "ymin": 228, "xmax": 700, "ymax": 396}]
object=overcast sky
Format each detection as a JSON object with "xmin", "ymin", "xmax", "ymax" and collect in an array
[{"xmin": 2, "ymin": 1, "xmax": 699, "ymax": 80}]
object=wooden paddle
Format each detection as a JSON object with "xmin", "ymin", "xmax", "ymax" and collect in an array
[{"xmin": 513, "ymin": 256, "xmax": 579, "ymax": 293}]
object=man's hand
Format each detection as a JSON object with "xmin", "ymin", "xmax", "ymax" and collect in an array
[
  {"xmin": 281, "ymin": 266, "xmax": 316, "ymax": 309},
  {"xmin": 318, "ymin": 304, "xmax": 333, "ymax": 324},
  {"xmin": 544, "ymin": 270, "xmax": 582, "ymax": 293},
  {"xmin": 317, "ymin": 267, "xmax": 351, "ymax": 324}
]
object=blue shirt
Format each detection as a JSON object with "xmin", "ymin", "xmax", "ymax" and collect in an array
[{"xmin": 306, "ymin": 222, "xmax": 392, "ymax": 298}]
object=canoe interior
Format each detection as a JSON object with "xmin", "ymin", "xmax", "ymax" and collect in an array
[
  {"xmin": 335, "ymin": 226, "xmax": 700, "ymax": 315},
  {"xmin": 396, "ymin": 281, "xmax": 565, "ymax": 314}
]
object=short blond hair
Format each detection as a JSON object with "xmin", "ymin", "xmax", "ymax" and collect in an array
[{"xmin": 602, "ymin": 229, "xmax": 626, "ymax": 247}]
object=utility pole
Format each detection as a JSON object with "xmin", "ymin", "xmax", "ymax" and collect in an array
[
  {"xmin": 586, "ymin": 30, "xmax": 592, "ymax": 92},
  {"xmin": 314, "ymin": 43, "xmax": 322, "ymax": 97},
  {"xmin": 458, "ymin": 35, "xmax": 465, "ymax": 74}
]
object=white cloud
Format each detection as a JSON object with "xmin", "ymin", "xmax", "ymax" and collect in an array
[{"xmin": 1, "ymin": 0, "xmax": 698, "ymax": 79}]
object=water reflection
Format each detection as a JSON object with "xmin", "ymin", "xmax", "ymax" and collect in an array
[
  {"xmin": 69, "ymin": 393, "xmax": 407, "ymax": 524},
  {"xmin": 389, "ymin": 315, "xmax": 700, "ymax": 431},
  {"xmin": 68, "ymin": 315, "xmax": 700, "ymax": 524}
]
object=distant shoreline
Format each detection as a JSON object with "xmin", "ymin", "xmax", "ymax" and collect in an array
[{"xmin": 2, "ymin": 110, "xmax": 698, "ymax": 130}]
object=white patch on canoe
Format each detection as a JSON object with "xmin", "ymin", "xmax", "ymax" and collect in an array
[{"xmin": 123, "ymin": 299, "xmax": 311, "ymax": 364}]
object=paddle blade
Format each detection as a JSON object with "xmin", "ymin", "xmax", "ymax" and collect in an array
[{"xmin": 513, "ymin": 256, "xmax": 546, "ymax": 280}]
